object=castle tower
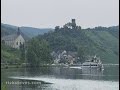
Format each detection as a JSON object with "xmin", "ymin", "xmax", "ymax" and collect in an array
[
  {"xmin": 72, "ymin": 19, "xmax": 76, "ymax": 24},
  {"xmin": 71, "ymin": 19, "xmax": 76, "ymax": 29}
]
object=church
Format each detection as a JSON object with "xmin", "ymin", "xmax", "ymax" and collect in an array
[{"xmin": 1, "ymin": 27, "xmax": 25, "ymax": 49}]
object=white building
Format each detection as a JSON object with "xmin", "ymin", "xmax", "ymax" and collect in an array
[{"xmin": 1, "ymin": 28, "xmax": 26, "ymax": 49}]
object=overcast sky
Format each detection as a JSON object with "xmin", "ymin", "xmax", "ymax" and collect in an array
[{"xmin": 1, "ymin": 0, "xmax": 119, "ymax": 28}]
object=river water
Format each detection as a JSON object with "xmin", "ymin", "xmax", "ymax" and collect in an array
[{"xmin": 1, "ymin": 65, "xmax": 119, "ymax": 90}]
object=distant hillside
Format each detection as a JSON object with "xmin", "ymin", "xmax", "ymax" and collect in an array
[
  {"xmin": 1, "ymin": 23, "xmax": 54, "ymax": 38},
  {"xmin": 1, "ymin": 23, "xmax": 17, "ymax": 37},
  {"xmin": 20, "ymin": 27, "xmax": 53, "ymax": 38},
  {"xmin": 37, "ymin": 26, "xmax": 119, "ymax": 64}
]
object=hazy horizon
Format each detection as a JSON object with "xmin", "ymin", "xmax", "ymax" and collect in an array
[
  {"xmin": 1, "ymin": 22, "xmax": 119, "ymax": 29},
  {"xmin": 1, "ymin": 0, "xmax": 119, "ymax": 29}
]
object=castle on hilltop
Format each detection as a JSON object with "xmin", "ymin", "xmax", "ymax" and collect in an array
[{"xmin": 55, "ymin": 19, "xmax": 81, "ymax": 31}]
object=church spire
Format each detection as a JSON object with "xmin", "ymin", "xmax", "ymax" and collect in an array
[{"xmin": 17, "ymin": 27, "xmax": 21, "ymax": 35}]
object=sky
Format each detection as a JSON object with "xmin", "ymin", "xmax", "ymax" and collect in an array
[{"xmin": 1, "ymin": 0, "xmax": 119, "ymax": 29}]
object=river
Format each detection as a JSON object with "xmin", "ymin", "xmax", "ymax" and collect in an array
[{"xmin": 1, "ymin": 65, "xmax": 119, "ymax": 90}]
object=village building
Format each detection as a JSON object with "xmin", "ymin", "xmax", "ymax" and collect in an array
[
  {"xmin": 51, "ymin": 50, "xmax": 78, "ymax": 64},
  {"xmin": 1, "ymin": 27, "xmax": 26, "ymax": 49}
]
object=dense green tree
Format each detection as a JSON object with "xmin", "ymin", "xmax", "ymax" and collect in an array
[
  {"xmin": 19, "ymin": 43, "xmax": 25, "ymax": 63},
  {"xmin": 55, "ymin": 26, "xmax": 60, "ymax": 32},
  {"xmin": 26, "ymin": 38, "xmax": 52, "ymax": 66},
  {"xmin": 77, "ymin": 46, "xmax": 86, "ymax": 63}
]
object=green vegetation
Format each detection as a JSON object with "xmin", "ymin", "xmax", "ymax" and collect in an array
[
  {"xmin": 1, "ymin": 43, "xmax": 21, "ymax": 64},
  {"xmin": 26, "ymin": 38, "xmax": 52, "ymax": 66},
  {"xmin": 19, "ymin": 44, "xmax": 25, "ymax": 63},
  {"xmin": 1, "ymin": 82, "xmax": 7, "ymax": 90},
  {"xmin": 77, "ymin": 46, "xmax": 86, "ymax": 63},
  {"xmin": 1, "ymin": 24, "xmax": 52, "ymax": 66},
  {"xmin": 1, "ymin": 21, "xmax": 119, "ymax": 64},
  {"xmin": 37, "ymin": 24, "xmax": 119, "ymax": 64},
  {"xmin": 1, "ymin": 42, "xmax": 26, "ymax": 65}
]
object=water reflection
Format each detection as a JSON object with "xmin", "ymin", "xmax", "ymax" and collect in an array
[
  {"xmin": 1, "ymin": 65, "xmax": 119, "ymax": 90},
  {"xmin": 81, "ymin": 67, "xmax": 103, "ymax": 80},
  {"xmin": 5, "ymin": 65, "xmax": 118, "ymax": 81}
]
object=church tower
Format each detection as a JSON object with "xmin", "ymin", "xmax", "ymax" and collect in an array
[{"xmin": 17, "ymin": 27, "xmax": 21, "ymax": 35}]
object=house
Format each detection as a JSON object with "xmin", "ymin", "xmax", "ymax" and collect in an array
[
  {"xmin": 52, "ymin": 50, "xmax": 78, "ymax": 64},
  {"xmin": 1, "ymin": 27, "xmax": 26, "ymax": 49}
]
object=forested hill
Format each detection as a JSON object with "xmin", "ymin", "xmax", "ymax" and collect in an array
[
  {"xmin": 37, "ymin": 25, "xmax": 119, "ymax": 64},
  {"xmin": 1, "ymin": 23, "xmax": 119, "ymax": 64},
  {"xmin": 1, "ymin": 23, "xmax": 53, "ymax": 38}
]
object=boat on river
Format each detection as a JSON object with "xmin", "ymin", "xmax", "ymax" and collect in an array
[{"xmin": 82, "ymin": 55, "xmax": 104, "ymax": 70}]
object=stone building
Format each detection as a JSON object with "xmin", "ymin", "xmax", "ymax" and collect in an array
[{"xmin": 1, "ymin": 27, "xmax": 25, "ymax": 49}]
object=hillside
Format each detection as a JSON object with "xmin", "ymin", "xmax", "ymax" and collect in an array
[
  {"xmin": 1, "ymin": 23, "xmax": 54, "ymax": 38},
  {"xmin": 20, "ymin": 27, "xmax": 53, "ymax": 38},
  {"xmin": 1, "ymin": 23, "xmax": 17, "ymax": 37},
  {"xmin": 37, "ymin": 26, "xmax": 119, "ymax": 64},
  {"xmin": 1, "ymin": 23, "xmax": 119, "ymax": 64}
]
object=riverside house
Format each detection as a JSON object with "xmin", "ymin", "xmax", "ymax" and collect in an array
[{"xmin": 52, "ymin": 50, "xmax": 78, "ymax": 64}]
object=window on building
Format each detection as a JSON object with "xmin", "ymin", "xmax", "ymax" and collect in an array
[{"xmin": 16, "ymin": 42, "xmax": 18, "ymax": 45}]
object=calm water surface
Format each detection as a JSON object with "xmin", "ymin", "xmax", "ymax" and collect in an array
[{"xmin": 1, "ymin": 65, "xmax": 119, "ymax": 90}]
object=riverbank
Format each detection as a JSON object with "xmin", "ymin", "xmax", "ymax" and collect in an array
[
  {"xmin": 1, "ymin": 63, "xmax": 119, "ymax": 69},
  {"xmin": 1, "ymin": 63, "xmax": 81, "ymax": 69},
  {"xmin": 1, "ymin": 63, "xmax": 70, "ymax": 69},
  {"xmin": 1, "ymin": 64, "xmax": 21, "ymax": 69}
]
